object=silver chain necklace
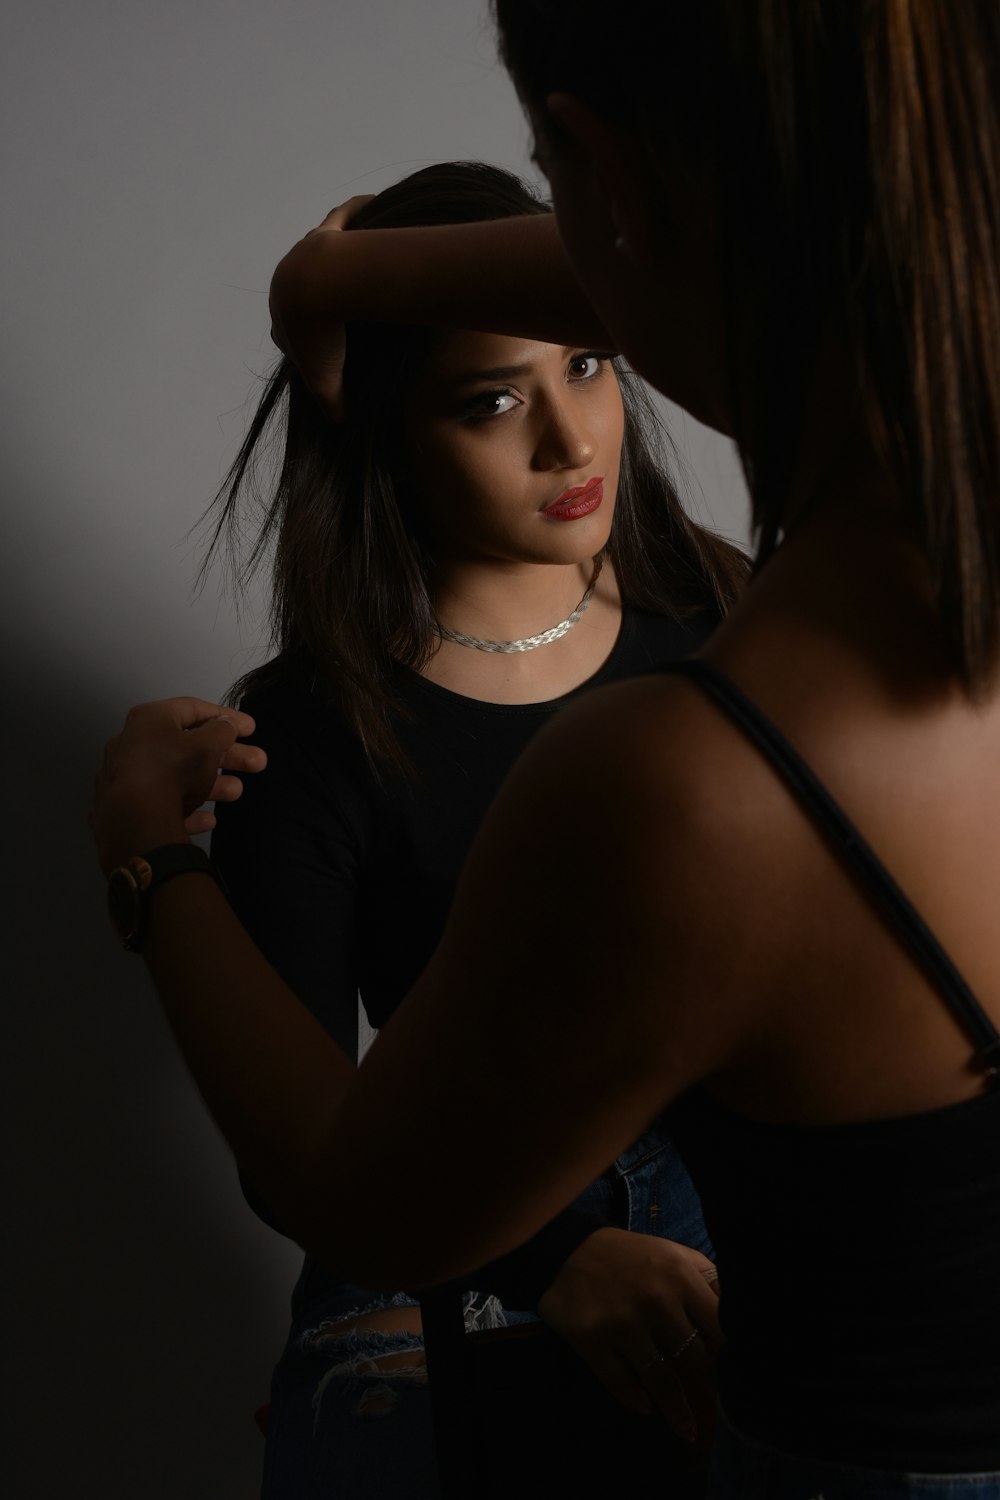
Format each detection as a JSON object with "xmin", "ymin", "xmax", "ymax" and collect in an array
[{"xmin": 433, "ymin": 556, "xmax": 603, "ymax": 655}]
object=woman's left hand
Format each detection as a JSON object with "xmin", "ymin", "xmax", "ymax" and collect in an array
[
  {"xmin": 537, "ymin": 1227, "xmax": 721, "ymax": 1448},
  {"xmin": 90, "ymin": 697, "xmax": 266, "ymax": 874}
]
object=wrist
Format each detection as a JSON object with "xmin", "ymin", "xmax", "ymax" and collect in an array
[
  {"xmin": 472, "ymin": 1208, "xmax": 611, "ymax": 1314},
  {"xmin": 106, "ymin": 842, "xmax": 220, "ymax": 952},
  {"xmin": 97, "ymin": 807, "xmax": 189, "ymax": 879},
  {"xmin": 538, "ymin": 1226, "xmax": 620, "ymax": 1311}
]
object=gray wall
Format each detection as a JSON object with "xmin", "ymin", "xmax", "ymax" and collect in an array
[{"xmin": 3, "ymin": 4, "xmax": 749, "ymax": 1495}]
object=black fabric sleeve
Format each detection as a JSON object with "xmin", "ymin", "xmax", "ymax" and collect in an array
[{"xmin": 210, "ymin": 684, "xmax": 368, "ymax": 1230}]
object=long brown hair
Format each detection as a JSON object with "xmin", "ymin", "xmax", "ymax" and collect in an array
[
  {"xmin": 494, "ymin": 1, "xmax": 1000, "ymax": 693},
  {"xmin": 202, "ymin": 161, "xmax": 747, "ymax": 772}
]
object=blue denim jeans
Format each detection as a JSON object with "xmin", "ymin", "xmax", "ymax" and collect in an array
[
  {"xmin": 259, "ymin": 1124, "xmax": 712, "ymax": 1498},
  {"xmin": 709, "ymin": 1410, "xmax": 1000, "ymax": 1500}
]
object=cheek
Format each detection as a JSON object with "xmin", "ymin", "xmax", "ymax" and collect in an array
[
  {"xmin": 420, "ymin": 431, "xmax": 513, "ymax": 507},
  {"xmin": 607, "ymin": 387, "xmax": 626, "ymax": 454},
  {"xmin": 401, "ymin": 429, "xmax": 518, "ymax": 542},
  {"xmin": 594, "ymin": 386, "xmax": 626, "ymax": 486}
]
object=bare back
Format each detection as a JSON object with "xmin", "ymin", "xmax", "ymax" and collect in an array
[{"xmin": 688, "ymin": 506, "xmax": 1000, "ymax": 1126}]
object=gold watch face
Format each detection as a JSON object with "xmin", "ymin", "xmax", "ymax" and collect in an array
[{"xmin": 108, "ymin": 865, "xmax": 141, "ymax": 946}]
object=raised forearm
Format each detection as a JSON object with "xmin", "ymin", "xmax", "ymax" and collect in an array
[{"xmin": 270, "ymin": 213, "xmax": 613, "ymax": 349}]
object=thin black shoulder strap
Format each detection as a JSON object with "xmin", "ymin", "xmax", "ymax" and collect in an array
[{"xmin": 664, "ymin": 658, "xmax": 1000, "ymax": 1075}]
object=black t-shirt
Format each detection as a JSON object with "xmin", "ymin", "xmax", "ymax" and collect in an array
[{"xmin": 212, "ymin": 605, "xmax": 717, "ymax": 1306}]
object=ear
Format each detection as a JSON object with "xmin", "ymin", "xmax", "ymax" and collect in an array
[{"xmin": 544, "ymin": 92, "xmax": 657, "ymax": 274}]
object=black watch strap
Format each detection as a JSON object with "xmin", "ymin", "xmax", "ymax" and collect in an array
[{"xmin": 108, "ymin": 843, "xmax": 221, "ymax": 953}]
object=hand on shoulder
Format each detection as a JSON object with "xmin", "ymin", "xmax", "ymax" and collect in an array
[{"xmin": 90, "ymin": 697, "xmax": 265, "ymax": 874}]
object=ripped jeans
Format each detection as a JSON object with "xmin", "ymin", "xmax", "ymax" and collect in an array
[{"xmin": 259, "ymin": 1126, "xmax": 712, "ymax": 1499}]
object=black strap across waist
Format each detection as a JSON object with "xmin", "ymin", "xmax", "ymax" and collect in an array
[{"xmin": 663, "ymin": 658, "xmax": 1000, "ymax": 1075}]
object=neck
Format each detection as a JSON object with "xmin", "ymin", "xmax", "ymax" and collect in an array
[
  {"xmin": 430, "ymin": 556, "xmax": 596, "ymax": 643},
  {"xmin": 420, "ymin": 553, "xmax": 623, "ymax": 706},
  {"xmin": 709, "ymin": 316, "xmax": 952, "ymax": 696},
  {"xmin": 715, "ymin": 446, "xmax": 952, "ymax": 710}
]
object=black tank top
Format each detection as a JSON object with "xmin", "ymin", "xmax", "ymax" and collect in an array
[{"xmin": 662, "ymin": 659, "xmax": 1000, "ymax": 1471}]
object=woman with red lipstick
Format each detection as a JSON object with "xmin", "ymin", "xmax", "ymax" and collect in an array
[
  {"xmin": 90, "ymin": 1, "xmax": 1000, "ymax": 1491},
  {"xmin": 188, "ymin": 161, "xmax": 745, "ymax": 1496}
]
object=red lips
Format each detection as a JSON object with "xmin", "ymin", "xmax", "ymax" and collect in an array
[{"xmin": 543, "ymin": 476, "xmax": 604, "ymax": 521}]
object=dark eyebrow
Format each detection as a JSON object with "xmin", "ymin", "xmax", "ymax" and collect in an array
[{"xmin": 444, "ymin": 346, "xmax": 579, "ymax": 389}]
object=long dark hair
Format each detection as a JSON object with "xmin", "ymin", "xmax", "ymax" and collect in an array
[
  {"xmin": 493, "ymin": 1, "xmax": 1000, "ymax": 694},
  {"xmin": 202, "ymin": 161, "xmax": 747, "ymax": 772}
]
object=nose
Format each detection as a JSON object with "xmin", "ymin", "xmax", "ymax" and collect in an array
[{"xmin": 531, "ymin": 386, "xmax": 598, "ymax": 474}]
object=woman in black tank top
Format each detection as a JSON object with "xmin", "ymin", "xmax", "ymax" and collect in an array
[{"xmin": 91, "ymin": 1, "xmax": 1000, "ymax": 1492}]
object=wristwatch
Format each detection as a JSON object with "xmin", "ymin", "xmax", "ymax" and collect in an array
[{"xmin": 107, "ymin": 843, "xmax": 220, "ymax": 952}]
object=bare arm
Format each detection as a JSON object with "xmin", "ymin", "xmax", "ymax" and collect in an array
[
  {"xmin": 93, "ymin": 684, "xmax": 735, "ymax": 1284},
  {"xmin": 268, "ymin": 211, "xmax": 615, "ymax": 413},
  {"xmin": 306, "ymin": 679, "xmax": 718, "ymax": 1288},
  {"xmin": 142, "ymin": 874, "xmax": 356, "ymax": 1244},
  {"xmin": 271, "ymin": 212, "xmax": 611, "ymax": 347}
]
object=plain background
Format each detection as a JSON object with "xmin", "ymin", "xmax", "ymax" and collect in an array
[{"xmin": 3, "ymin": 3, "xmax": 750, "ymax": 1495}]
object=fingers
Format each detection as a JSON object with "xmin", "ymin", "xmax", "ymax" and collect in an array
[
  {"xmin": 181, "ymin": 785, "xmax": 238, "ymax": 839},
  {"xmin": 266, "ymin": 310, "xmax": 347, "ymax": 419},
  {"xmin": 685, "ymin": 1269, "xmax": 723, "ymax": 1355},
  {"xmin": 633, "ymin": 1257, "xmax": 721, "ymax": 1443},
  {"xmin": 183, "ymin": 704, "xmax": 256, "ymax": 740},
  {"xmin": 279, "ymin": 345, "xmax": 348, "ymax": 421},
  {"xmin": 632, "ymin": 1322, "xmax": 720, "ymax": 1447},
  {"xmin": 309, "ymin": 383, "xmax": 346, "ymax": 423},
  {"xmin": 181, "ymin": 751, "xmax": 264, "ymax": 835},
  {"xmin": 314, "ymin": 193, "xmax": 376, "ymax": 232},
  {"xmin": 669, "ymin": 1328, "xmax": 718, "ymax": 1446},
  {"xmin": 269, "ymin": 222, "xmax": 351, "ymax": 417},
  {"xmin": 549, "ymin": 1334, "xmax": 703, "ymax": 1445},
  {"xmin": 219, "ymin": 741, "xmax": 267, "ymax": 775},
  {"xmin": 182, "ymin": 738, "xmax": 268, "ymax": 820},
  {"xmin": 170, "ymin": 697, "xmax": 241, "ymax": 729},
  {"xmin": 108, "ymin": 699, "xmax": 264, "ymax": 794},
  {"xmin": 119, "ymin": 701, "xmax": 257, "ymax": 757},
  {"xmin": 536, "ymin": 1230, "xmax": 722, "ymax": 1448},
  {"xmin": 204, "ymin": 772, "xmax": 246, "ymax": 804},
  {"xmin": 122, "ymin": 698, "xmax": 249, "ymax": 735},
  {"xmin": 193, "ymin": 737, "xmax": 268, "ymax": 809},
  {"xmin": 634, "ymin": 1344, "xmax": 699, "ymax": 1441},
  {"xmin": 581, "ymin": 1345, "xmax": 656, "ymax": 1417}
]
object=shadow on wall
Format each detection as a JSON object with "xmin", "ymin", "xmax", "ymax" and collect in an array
[{"xmin": 5, "ymin": 657, "xmax": 302, "ymax": 1500}]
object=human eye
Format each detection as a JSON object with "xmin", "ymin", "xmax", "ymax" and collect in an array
[
  {"xmin": 567, "ymin": 351, "xmax": 614, "ymax": 382},
  {"xmin": 458, "ymin": 387, "xmax": 521, "ymax": 422}
]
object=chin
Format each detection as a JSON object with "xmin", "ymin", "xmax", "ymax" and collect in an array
[{"xmin": 524, "ymin": 531, "xmax": 609, "ymax": 571}]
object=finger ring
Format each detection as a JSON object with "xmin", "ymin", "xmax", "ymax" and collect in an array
[
  {"xmin": 701, "ymin": 1267, "xmax": 720, "ymax": 1284},
  {"xmin": 671, "ymin": 1329, "xmax": 700, "ymax": 1359}
]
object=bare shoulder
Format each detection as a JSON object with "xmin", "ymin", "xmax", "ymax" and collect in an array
[
  {"xmin": 448, "ymin": 669, "xmax": 790, "ymax": 1085},
  {"xmin": 500, "ymin": 670, "xmax": 770, "ymax": 849}
]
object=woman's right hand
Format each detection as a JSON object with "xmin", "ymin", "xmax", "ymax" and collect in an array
[
  {"xmin": 90, "ymin": 698, "xmax": 265, "ymax": 877},
  {"xmin": 268, "ymin": 195, "xmax": 374, "ymax": 420},
  {"xmin": 537, "ymin": 1228, "xmax": 721, "ymax": 1448}
]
